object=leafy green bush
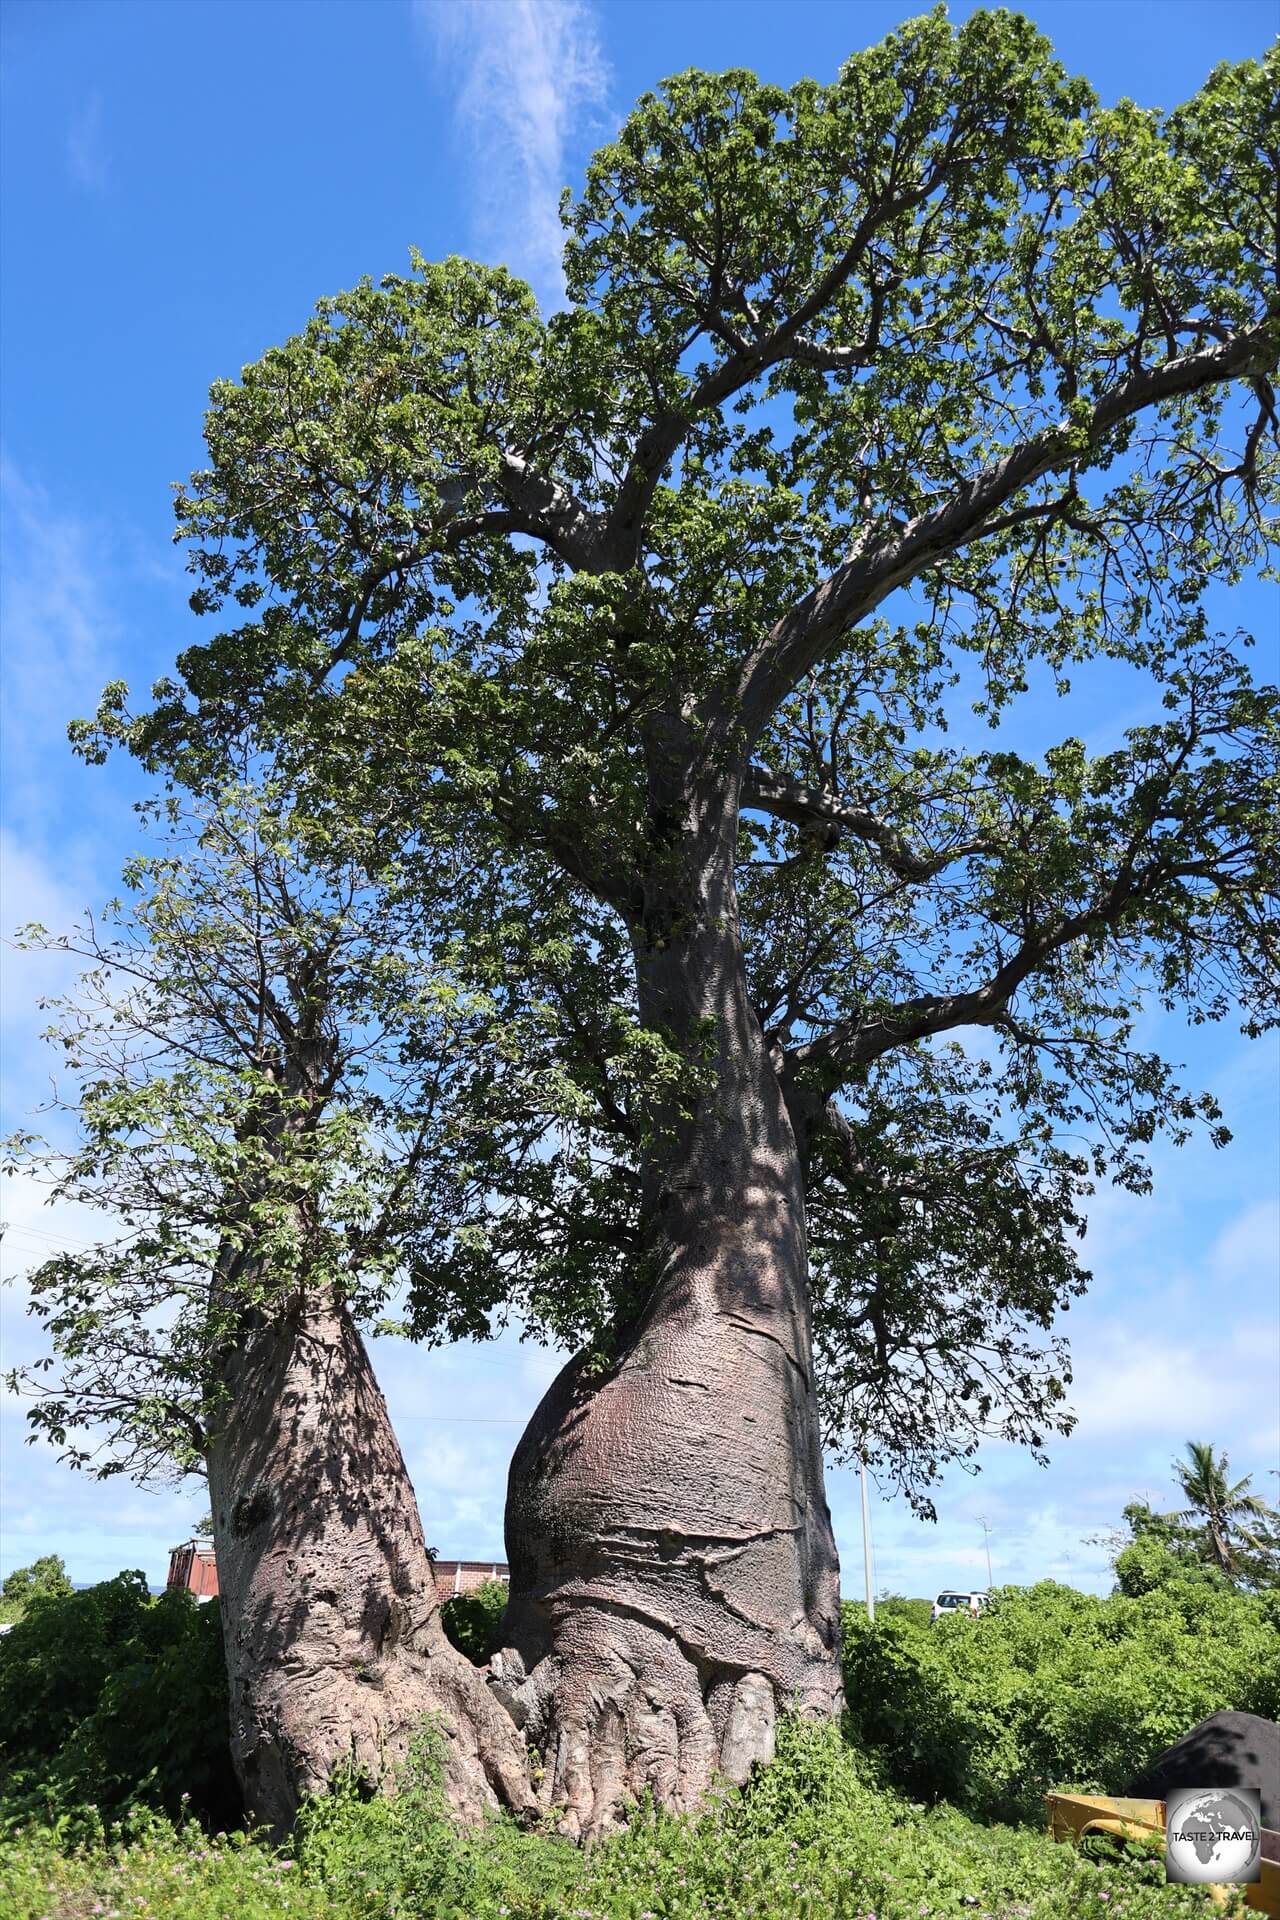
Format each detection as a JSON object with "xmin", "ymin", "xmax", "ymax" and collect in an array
[
  {"xmin": 3, "ymin": 1558, "xmax": 1270, "ymax": 1914},
  {"xmin": 439, "ymin": 1577, "xmax": 509, "ymax": 1664},
  {"xmin": 1113, "ymin": 1530, "xmax": 1224, "ymax": 1598},
  {"xmin": 0, "ymin": 1556, "xmax": 73, "ymax": 1625},
  {"xmin": 874, "ymin": 1594, "xmax": 934, "ymax": 1629},
  {"xmin": 842, "ymin": 1572, "xmax": 1280, "ymax": 1822},
  {"xmin": 0, "ymin": 1718, "xmax": 1237, "ymax": 1919},
  {"xmin": 0, "ymin": 1570, "xmax": 239, "ymax": 1831}
]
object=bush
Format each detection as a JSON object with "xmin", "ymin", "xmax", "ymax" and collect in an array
[
  {"xmin": 874, "ymin": 1594, "xmax": 934, "ymax": 1629},
  {"xmin": 1113, "ymin": 1532, "xmax": 1228, "ymax": 1599},
  {"xmin": 3, "ymin": 1558, "xmax": 1268, "ymax": 1914},
  {"xmin": 439, "ymin": 1577, "xmax": 509, "ymax": 1664},
  {"xmin": 0, "ymin": 1570, "xmax": 239, "ymax": 1831},
  {"xmin": 0, "ymin": 1717, "xmax": 1237, "ymax": 1919},
  {"xmin": 842, "ymin": 1572, "xmax": 1280, "ymax": 1823},
  {"xmin": 0, "ymin": 1556, "xmax": 73, "ymax": 1625}
]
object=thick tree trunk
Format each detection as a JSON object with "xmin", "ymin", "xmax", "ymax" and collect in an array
[
  {"xmin": 493, "ymin": 822, "xmax": 842, "ymax": 1838},
  {"xmin": 207, "ymin": 1289, "xmax": 533, "ymax": 1833}
]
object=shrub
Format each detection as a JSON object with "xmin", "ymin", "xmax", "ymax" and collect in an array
[
  {"xmin": 842, "ymin": 1574, "xmax": 1280, "ymax": 1822},
  {"xmin": 0, "ymin": 1556, "xmax": 73, "ymax": 1625},
  {"xmin": 0, "ymin": 1717, "xmax": 1237, "ymax": 1919},
  {"xmin": 0, "ymin": 1570, "xmax": 239, "ymax": 1831},
  {"xmin": 874, "ymin": 1594, "xmax": 934, "ymax": 1629},
  {"xmin": 439, "ymin": 1577, "xmax": 509, "ymax": 1664},
  {"xmin": 1113, "ymin": 1533, "xmax": 1228, "ymax": 1599}
]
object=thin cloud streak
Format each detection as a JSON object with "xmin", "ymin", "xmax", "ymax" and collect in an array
[
  {"xmin": 67, "ymin": 94, "xmax": 109, "ymax": 193},
  {"xmin": 0, "ymin": 457, "xmax": 117, "ymax": 842},
  {"xmin": 416, "ymin": 0, "xmax": 608, "ymax": 309}
]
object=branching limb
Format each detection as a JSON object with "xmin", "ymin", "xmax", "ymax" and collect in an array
[
  {"xmin": 599, "ymin": 147, "xmax": 976, "ymax": 569},
  {"xmin": 742, "ymin": 765, "xmax": 992, "ymax": 881},
  {"xmin": 786, "ymin": 838, "xmax": 1247, "ymax": 1087},
  {"xmin": 735, "ymin": 320, "xmax": 1275, "ymax": 742}
]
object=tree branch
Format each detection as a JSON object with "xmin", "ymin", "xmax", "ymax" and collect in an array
[
  {"xmin": 786, "ymin": 849, "xmax": 1213, "ymax": 1088},
  {"xmin": 490, "ymin": 790, "xmax": 631, "ymax": 913},
  {"xmin": 492, "ymin": 452, "xmax": 606, "ymax": 571},
  {"xmin": 735, "ymin": 321, "xmax": 1275, "ymax": 742},
  {"xmin": 742, "ymin": 765, "xmax": 991, "ymax": 880},
  {"xmin": 600, "ymin": 151, "xmax": 974, "ymax": 568}
]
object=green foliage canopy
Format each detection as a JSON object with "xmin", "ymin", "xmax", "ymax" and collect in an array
[
  {"xmin": 439, "ymin": 1579, "xmax": 510, "ymax": 1666},
  {"xmin": 77, "ymin": 12, "xmax": 1279, "ymax": 1505},
  {"xmin": 4, "ymin": 779, "xmax": 509, "ymax": 1481},
  {"xmin": 0, "ymin": 1558, "xmax": 73, "ymax": 1624}
]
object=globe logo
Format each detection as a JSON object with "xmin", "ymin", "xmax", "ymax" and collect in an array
[{"xmin": 1165, "ymin": 1786, "xmax": 1262, "ymax": 1886}]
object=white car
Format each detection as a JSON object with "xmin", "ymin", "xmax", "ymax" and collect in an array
[{"xmin": 930, "ymin": 1588, "xmax": 989, "ymax": 1623}]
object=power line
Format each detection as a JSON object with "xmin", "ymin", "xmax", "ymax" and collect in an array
[
  {"xmin": 2, "ymin": 1221, "xmax": 106, "ymax": 1252},
  {"xmin": 397, "ymin": 1414, "xmax": 527, "ymax": 1425},
  {"xmin": 859, "ymin": 1451, "xmax": 875, "ymax": 1625}
]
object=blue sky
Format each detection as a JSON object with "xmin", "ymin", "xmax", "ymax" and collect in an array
[{"xmin": 1, "ymin": 0, "xmax": 1276, "ymax": 1598}]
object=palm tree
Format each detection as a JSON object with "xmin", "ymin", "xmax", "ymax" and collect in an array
[{"xmin": 1171, "ymin": 1441, "xmax": 1277, "ymax": 1575}]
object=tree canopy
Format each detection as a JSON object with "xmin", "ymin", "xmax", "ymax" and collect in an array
[
  {"xmin": 4, "ymin": 780, "xmax": 502, "ymax": 1482},
  {"xmin": 0, "ymin": 1556, "xmax": 74, "ymax": 1624},
  {"xmin": 1169, "ymin": 1438, "xmax": 1279, "ymax": 1580},
  {"xmin": 60, "ymin": 10, "xmax": 1280, "ymax": 1507}
]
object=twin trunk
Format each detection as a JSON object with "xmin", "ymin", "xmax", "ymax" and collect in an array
[
  {"xmin": 208, "ymin": 834, "xmax": 841, "ymax": 1836},
  {"xmin": 206, "ymin": 1289, "xmax": 531, "ymax": 1833},
  {"xmin": 494, "ymin": 858, "xmax": 843, "ymax": 1835}
]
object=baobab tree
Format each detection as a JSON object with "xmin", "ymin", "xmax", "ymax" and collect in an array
[
  {"xmin": 82, "ymin": 12, "xmax": 1276, "ymax": 1836},
  {"xmin": 6, "ymin": 785, "xmax": 532, "ymax": 1831}
]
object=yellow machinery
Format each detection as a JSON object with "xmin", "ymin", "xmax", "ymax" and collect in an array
[{"xmin": 1045, "ymin": 1790, "xmax": 1280, "ymax": 1916}]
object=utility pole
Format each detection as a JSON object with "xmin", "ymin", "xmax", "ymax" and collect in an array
[
  {"xmin": 860, "ymin": 1452, "xmax": 876, "ymax": 1624},
  {"xmin": 978, "ymin": 1515, "xmax": 994, "ymax": 1588}
]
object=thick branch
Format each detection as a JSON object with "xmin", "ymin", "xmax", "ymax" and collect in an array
[
  {"xmin": 492, "ymin": 452, "xmax": 606, "ymax": 572},
  {"xmin": 311, "ymin": 467, "xmax": 605, "ymax": 691},
  {"xmin": 490, "ymin": 790, "xmax": 632, "ymax": 914},
  {"xmin": 742, "ymin": 766, "xmax": 990, "ymax": 881},
  {"xmin": 600, "ymin": 154, "xmax": 972, "ymax": 568},
  {"xmin": 786, "ymin": 849, "xmax": 1217, "ymax": 1088},
  {"xmin": 736, "ymin": 321, "xmax": 1275, "ymax": 741}
]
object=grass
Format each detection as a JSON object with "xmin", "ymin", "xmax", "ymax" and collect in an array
[{"xmin": 0, "ymin": 1720, "xmax": 1249, "ymax": 1920}]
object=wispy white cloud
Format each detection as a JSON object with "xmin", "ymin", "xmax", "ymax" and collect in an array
[
  {"xmin": 415, "ymin": 0, "xmax": 608, "ymax": 309},
  {"xmin": 1067, "ymin": 1326, "xmax": 1272, "ymax": 1441},
  {"xmin": 0, "ymin": 1411, "xmax": 203, "ymax": 1584},
  {"xmin": 825, "ymin": 1177, "xmax": 1280, "ymax": 1602},
  {"xmin": 67, "ymin": 93, "xmax": 109, "ymax": 194},
  {"xmin": 0, "ymin": 460, "xmax": 133, "ymax": 1135},
  {"xmin": 1064, "ymin": 1193, "xmax": 1279, "ymax": 1448},
  {"xmin": 0, "ymin": 828, "xmax": 103, "ymax": 1119},
  {"xmin": 368, "ymin": 1324, "xmax": 559, "ymax": 1558},
  {"xmin": 0, "ymin": 1155, "xmax": 122, "ymax": 1299},
  {"xmin": 1210, "ymin": 1197, "xmax": 1279, "ymax": 1289},
  {"xmin": 0, "ymin": 457, "xmax": 118, "ymax": 841},
  {"xmin": 0, "ymin": 452, "xmax": 176, "ymax": 867}
]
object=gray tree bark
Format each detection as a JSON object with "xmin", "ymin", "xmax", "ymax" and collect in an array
[
  {"xmin": 207, "ymin": 1288, "xmax": 533, "ymax": 1833},
  {"xmin": 493, "ymin": 799, "xmax": 842, "ymax": 1838}
]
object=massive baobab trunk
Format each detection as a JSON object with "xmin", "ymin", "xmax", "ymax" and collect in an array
[
  {"xmin": 207, "ymin": 1288, "xmax": 533, "ymax": 1833},
  {"xmin": 493, "ymin": 800, "xmax": 842, "ymax": 1838}
]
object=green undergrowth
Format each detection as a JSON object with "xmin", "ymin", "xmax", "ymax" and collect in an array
[
  {"xmin": 439, "ymin": 1577, "xmax": 510, "ymax": 1665},
  {"xmin": 0, "ymin": 1718, "xmax": 1245, "ymax": 1920},
  {"xmin": 842, "ymin": 1574, "xmax": 1280, "ymax": 1824},
  {"xmin": 0, "ymin": 1572, "xmax": 239, "ymax": 1833}
]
